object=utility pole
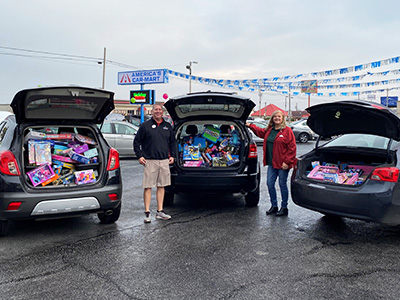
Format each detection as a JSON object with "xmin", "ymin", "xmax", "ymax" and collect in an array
[
  {"xmin": 386, "ymin": 88, "xmax": 389, "ymax": 107},
  {"xmin": 288, "ymin": 86, "xmax": 292, "ymax": 121},
  {"xmin": 102, "ymin": 47, "xmax": 106, "ymax": 89},
  {"xmin": 186, "ymin": 61, "xmax": 198, "ymax": 93},
  {"xmin": 258, "ymin": 89, "xmax": 262, "ymax": 117}
]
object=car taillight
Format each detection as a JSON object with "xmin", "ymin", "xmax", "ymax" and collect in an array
[
  {"xmin": 0, "ymin": 150, "xmax": 21, "ymax": 176},
  {"xmin": 106, "ymin": 148, "xmax": 120, "ymax": 171},
  {"xmin": 248, "ymin": 143, "xmax": 258, "ymax": 158},
  {"xmin": 370, "ymin": 167, "xmax": 399, "ymax": 183}
]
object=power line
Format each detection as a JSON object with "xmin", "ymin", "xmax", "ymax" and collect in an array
[
  {"xmin": 0, "ymin": 45, "xmax": 102, "ymax": 61},
  {"xmin": 0, "ymin": 45, "xmax": 148, "ymax": 70}
]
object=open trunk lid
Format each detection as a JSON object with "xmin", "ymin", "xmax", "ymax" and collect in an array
[
  {"xmin": 164, "ymin": 91, "xmax": 255, "ymax": 125},
  {"xmin": 11, "ymin": 86, "xmax": 114, "ymax": 124},
  {"xmin": 306, "ymin": 100, "xmax": 400, "ymax": 140}
]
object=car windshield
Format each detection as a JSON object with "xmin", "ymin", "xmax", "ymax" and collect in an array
[{"xmin": 322, "ymin": 133, "xmax": 394, "ymax": 150}]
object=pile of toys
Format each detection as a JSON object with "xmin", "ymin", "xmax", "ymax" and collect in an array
[
  {"xmin": 25, "ymin": 131, "xmax": 99, "ymax": 187},
  {"xmin": 307, "ymin": 161, "xmax": 374, "ymax": 185},
  {"xmin": 179, "ymin": 125, "xmax": 241, "ymax": 168}
]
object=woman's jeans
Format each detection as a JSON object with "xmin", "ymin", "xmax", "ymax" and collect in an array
[{"xmin": 266, "ymin": 166, "xmax": 289, "ymax": 208}]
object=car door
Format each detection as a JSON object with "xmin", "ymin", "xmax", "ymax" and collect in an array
[{"xmin": 113, "ymin": 123, "xmax": 137, "ymax": 156}]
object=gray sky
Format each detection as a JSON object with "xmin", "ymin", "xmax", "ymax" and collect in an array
[{"xmin": 1, "ymin": 0, "xmax": 400, "ymax": 110}]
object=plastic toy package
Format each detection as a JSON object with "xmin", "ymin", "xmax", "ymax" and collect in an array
[
  {"xmin": 74, "ymin": 169, "xmax": 96, "ymax": 185},
  {"xmin": 34, "ymin": 141, "xmax": 52, "ymax": 165},
  {"xmin": 27, "ymin": 163, "xmax": 56, "ymax": 187}
]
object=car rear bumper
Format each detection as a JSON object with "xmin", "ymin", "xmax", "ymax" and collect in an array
[
  {"xmin": 291, "ymin": 178, "xmax": 400, "ymax": 225},
  {"xmin": 169, "ymin": 172, "xmax": 259, "ymax": 194},
  {"xmin": 0, "ymin": 183, "xmax": 122, "ymax": 221}
]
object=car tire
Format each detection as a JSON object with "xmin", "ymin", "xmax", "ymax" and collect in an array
[
  {"xmin": 164, "ymin": 190, "xmax": 174, "ymax": 206},
  {"xmin": 298, "ymin": 132, "xmax": 309, "ymax": 143},
  {"xmin": 97, "ymin": 204, "xmax": 121, "ymax": 224},
  {"xmin": 0, "ymin": 220, "xmax": 10, "ymax": 237},
  {"xmin": 245, "ymin": 184, "xmax": 260, "ymax": 207}
]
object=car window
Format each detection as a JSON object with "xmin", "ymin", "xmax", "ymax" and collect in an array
[
  {"xmin": 115, "ymin": 124, "xmax": 136, "ymax": 135},
  {"xmin": 324, "ymin": 134, "xmax": 389, "ymax": 149},
  {"xmin": 299, "ymin": 121, "xmax": 307, "ymax": 126},
  {"xmin": 101, "ymin": 123, "xmax": 113, "ymax": 134}
]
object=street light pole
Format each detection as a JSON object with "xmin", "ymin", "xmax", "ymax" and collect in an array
[
  {"xmin": 258, "ymin": 89, "xmax": 262, "ymax": 117},
  {"xmin": 186, "ymin": 61, "xmax": 198, "ymax": 93},
  {"xmin": 102, "ymin": 47, "xmax": 106, "ymax": 89},
  {"xmin": 288, "ymin": 85, "xmax": 292, "ymax": 121}
]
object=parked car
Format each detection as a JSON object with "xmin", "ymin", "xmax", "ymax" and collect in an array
[
  {"xmin": 289, "ymin": 118, "xmax": 316, "ymax": 143},
  {"xmin": 247, "ymin": 119, "xmax": 268, "ymax": 129},
  {"xmin": 163, "ymin": 91, "xmax": 261, "ymax": 207},
  {"xmin": 99, "ymin": 120, "xmax": 138, "ymax": 157},
  {"xmin": 291, "ymin": 100, "xmax": 400, "ymax": 225},
  {"xmin": 0, "ymin": 86, "xmax": 122, "ymax": 236},
  {"xmin": 247, "ymin": 119, "xmax": 267, "ymax": 146},
  {"xmin": 249, "ymin": 131, "xmax": 264, "ymax": 146},
  {"xmin": 105, "ymin": 112, "xmax": 125, "ymax": 121},
  {"xmin": 0, "ymin": 111, "xmax": 12, "ymax": 122}
]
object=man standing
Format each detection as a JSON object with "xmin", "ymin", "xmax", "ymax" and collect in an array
[{"xmin": 134, "ymin": 104, "xmax": 176, "ymax": 223}]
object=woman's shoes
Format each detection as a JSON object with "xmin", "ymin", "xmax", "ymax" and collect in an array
[
  {"xmin": 266, "ymin": 207, "xmax": 289, "ymax": 216},
  {"xmin": 276, "ymin": 208, "xmax": 288, "ymax": 216},
  {"xmin": 266, "ymin": 206, "xmax": 278, "ymax": 215}
]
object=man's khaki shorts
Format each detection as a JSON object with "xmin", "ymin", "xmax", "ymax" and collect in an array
[{"xmin": 142, "ymin": 159, "xmax": 171, "ymax": 188}]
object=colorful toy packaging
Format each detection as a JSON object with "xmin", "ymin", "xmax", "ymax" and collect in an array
[
  {"xmin": 183, "ymin": 145, "xmax": 201, "ymax": 161},
  {"xmin": 179, "ymin": 124, "xmax": 241, "ymax": 168},
  {"xmin": 74, "ymin": 169, "xmax": 96, "ymax": 185},
  {"xmin": 202, "ymin": 126, "xmax": 221, "ymax": 143},
  {"xmin": 25, "ymin": 131, "xmax": 99, "ymax": 187},
  {"xmin": 307, "ymin": 161, "xmax": 373, "ymax": 185},
  {"xmin": 34, "ymin": 141, "xmax": 52, "ymax": 165},
  {"xmin": 27, "ymin": 163, "xmax": 56, "ymax": 187}
]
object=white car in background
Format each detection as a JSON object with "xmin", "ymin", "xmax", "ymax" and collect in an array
[
  {"xmin": 0, "ymin": 111, "xmax": 12, "ymax": 122},
  {"xmin": 99, "ymin": 120, "xmax": 138, "ymax": 157}
]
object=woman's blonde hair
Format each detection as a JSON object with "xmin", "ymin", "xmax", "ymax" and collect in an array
[{"xmin": 267, "ymin": 110, "xmax": 287, "ymax": 130}]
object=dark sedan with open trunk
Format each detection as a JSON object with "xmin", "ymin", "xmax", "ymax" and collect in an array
[{"xmin": 291, "ymin": 100, "xmax": 400, "ymax": 225}]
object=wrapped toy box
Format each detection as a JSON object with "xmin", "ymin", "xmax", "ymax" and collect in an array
[
  {"xmin": 27, "ymin": 163, "xmax": 56, "ymax": 187},
  {"xmin": 74, "ymin": 169, "xmax": 96, "ymax": 185}
]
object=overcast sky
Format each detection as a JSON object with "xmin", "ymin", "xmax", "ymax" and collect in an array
[{"xmin": 1, "ymin": 0, "xmax": 400, "ymax": 110}]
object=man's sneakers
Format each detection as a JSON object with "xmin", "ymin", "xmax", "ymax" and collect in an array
[
  {"xmin": 144, "ymin": 210, "xmax": 171, "ymax": 223},
  {"xmin": 156, "ymin": 210, "xmax": 171, "ymax": 220},
  {"xmin": 144, "ymin": 211, "xmax": 151, "ymax": 223}
]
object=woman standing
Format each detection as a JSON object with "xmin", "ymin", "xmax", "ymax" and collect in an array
[{"xmin": 247, "ymin": 111, "xmax": 297, "ymax": 216}]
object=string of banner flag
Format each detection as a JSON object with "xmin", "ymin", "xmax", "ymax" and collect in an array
[{"xmin": 166, "ymin": 55, "xmax": 400, "ymax": 97}]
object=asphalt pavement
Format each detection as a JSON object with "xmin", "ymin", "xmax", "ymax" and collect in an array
[{"xmin": 2, "ymin": 141, "xmax": 400, "ymax": 299}]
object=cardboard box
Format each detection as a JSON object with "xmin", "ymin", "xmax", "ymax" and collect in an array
[
  {"xmin": 74, "ymin": 169, "xmax": 96, "ymax": 185},
  {"xmin": 70, "ymin": 152, "xmax": 91, "ymax": 164},
  {"xmin": 307, "ymin": 165, "xmax": 339, "ymax": 180},
  {"xmin": 183, "ymin": 145, "xmax": 201, "ymax": 161},
  {"xmin": 202, "ymin": 126, "xmax": 221, "ymax": 143},
  {"xmin": 183, "ymin": 160, "xmax": 203, "ymax": 167},
  {"xmin": 34, "ymin": 141, "xmax": 52, "ymax": 165},
  {"xmin": 27, "ymin": 163, "xmax": 56, "ymax": 187}
]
